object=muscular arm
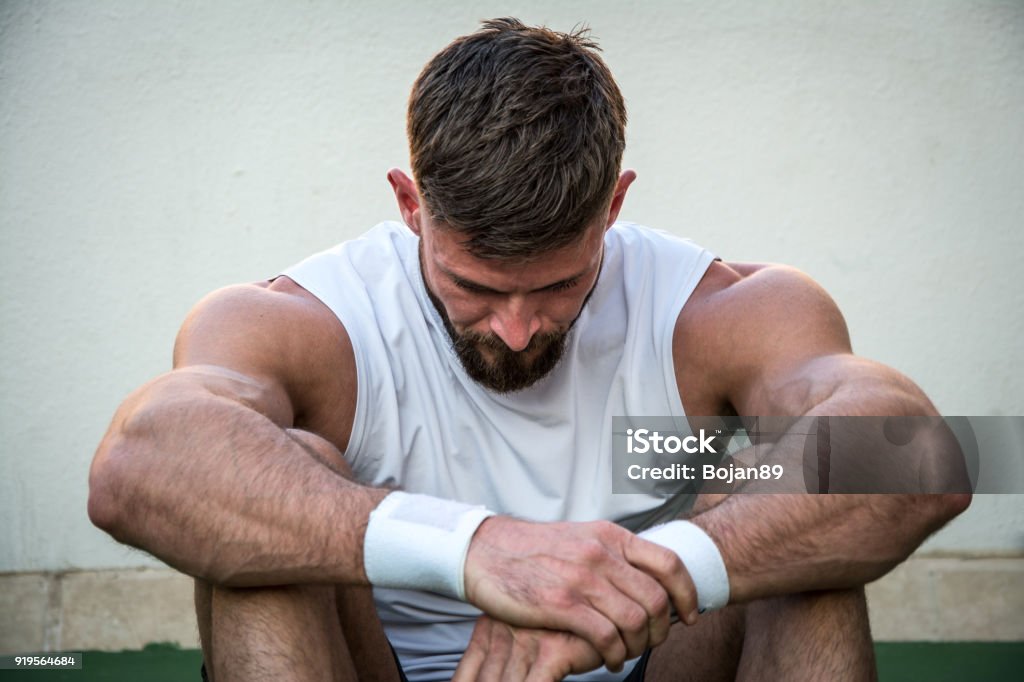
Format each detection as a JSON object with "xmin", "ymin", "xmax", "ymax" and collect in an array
[
  {"xmin": 91, "ymin": 278, "xmax": 681, "ymax": 669},
  {"xmin": 88, "ymin": 279, "xmax": 389, "ymax": 586},
  {"xmin": 460, "ymin": 262, "xmax": 973, "ymax": 680},
  {"xmin": 676, "ymin": 263, "xmax": 971, "ymax": 603}
]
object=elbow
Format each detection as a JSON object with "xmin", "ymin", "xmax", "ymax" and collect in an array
[
  {"xmin": 87, "ymin": 434, "xmax": 135, "ymax": 540},
  {"xmin": 87, "ymin": 479, "xmax": 120, "ymax": 538},
  {"xmin": 88, "ymin": 385, "xmax": 170, "ymax": 540},
  {"xmin": 895, "ymin": 491, "xmax": 971, "ymax": 560},
  {"xmin": 926, "ymin": 445, "xmax": 974, "ymax": 524},
  {"xmin": 870, "ymin": 492, "xmax": 971, "ymax": 573},
  {"xmin": 913, "ymin": 418, "xmax": 974, "ymax": 519},
  {"xmin": 932, "ymin": 490, "xmax": 972, "ymax": 524}
]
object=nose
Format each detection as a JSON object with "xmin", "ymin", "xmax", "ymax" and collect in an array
[{"xmin": 489, "ymin": 296, "xmax": 541, "ymax": 352}]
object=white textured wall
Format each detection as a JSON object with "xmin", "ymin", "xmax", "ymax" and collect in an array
[{"xmin": 1, "ymin": 0, "xmax": 1021, "ymax": 573}]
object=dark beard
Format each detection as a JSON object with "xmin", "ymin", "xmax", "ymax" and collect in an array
[
  {"xmin": 419, "ymin": 246, "xmax": 597, "ymax": 394},
  {"xmin": 422, "ymin": 280, "xmax": 569, "ymax": 393},
  {"xmin": 450, "ymin": 325, "xmax": 569, "ymax": 394}
]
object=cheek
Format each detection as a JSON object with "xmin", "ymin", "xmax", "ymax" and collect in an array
[
  {"xmin": 537, "ymin": 292, "xmax": 590, "ymax": 325},
  {"xmin": 552, "ymin": 284, "xmax": 593, "ymax": 315},
  {"xmin": 439, "ymin": 289, "xmax": 491, "ymax": 327},
  {"xmin": 423, "ymin": 265, "xmax": 486, "ymax": 328}
]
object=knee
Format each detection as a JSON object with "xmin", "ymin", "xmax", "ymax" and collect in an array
[
  {"xmin": 208, "ymin": 583, "xmax": 345, "ymax": 650},
  {"xmin": 746, "ymin": 586, "xmax": 869, "ymax": 627},
  {"xmin": 799, "ymin": 585, "xmax": 867, "ymax": 609},
  {"xmin": 211, "ymin": 582, "xmax": 336, "ymax": 609},
  {"xmin": 757, "ymin": 585, "xmax": 866, "ymax": 608}
]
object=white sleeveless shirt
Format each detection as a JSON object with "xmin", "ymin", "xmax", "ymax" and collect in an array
[{"xmin": 282, "ymin": 221, "xmax": 715, "ymax": 681}]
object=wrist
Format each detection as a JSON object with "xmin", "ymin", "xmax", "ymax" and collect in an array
[
  {"xmin": 639, "ymin": 520, "xmax": 730, "ymax": 612},
  {"xmin": 362, "ymin": 491, "xmax": 495, "ymax": 600}
]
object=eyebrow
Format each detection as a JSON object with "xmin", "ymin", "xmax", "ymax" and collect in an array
[{"xmin": 441, "ymin": 264, "xmax": 589, "ymax": 295}]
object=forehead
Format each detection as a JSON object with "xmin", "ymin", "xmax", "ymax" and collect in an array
[{"xmin": 423, "ymin": 222, "xmax": 606, "ymax": 283}]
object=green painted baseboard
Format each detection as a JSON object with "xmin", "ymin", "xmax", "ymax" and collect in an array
[
  {"xmin": 873, "ymin": 642, "xmax": 1024, "ymax": 681},
  {"xmin": 1, "ymin": 642, "xmax": 1021, "ymax": 680}
]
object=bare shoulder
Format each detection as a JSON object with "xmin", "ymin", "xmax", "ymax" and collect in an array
[
  {"xmin": 680, "ymin": 261, "xmax": 850, "ymax": 331},
  {"xmin": 673, "ymin": 260, "xmax": 852, "ymax": 415},
  {"xmin": 172, "ymin": 276, "xmax": 357, "ymax": 441},
  {"xmin": 174, "ymin": 276, "xmax": 347, "ymax": 365}
]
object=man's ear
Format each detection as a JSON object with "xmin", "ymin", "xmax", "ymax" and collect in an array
[
  {"xmin": 387, "ymin": 168, "xmax": 423, "ymax": 235},
  {"xmin": 605, "ymin": 170, "xmax": 637, "ymax": 229}
]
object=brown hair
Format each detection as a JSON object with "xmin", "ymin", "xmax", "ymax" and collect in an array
[{"xmin": 408, "ymin": 17, "xmax": 627, "ymax": 259}]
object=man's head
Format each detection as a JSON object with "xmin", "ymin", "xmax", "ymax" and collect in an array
[
  {"xmin": 407, "ymin": 17, "xmax": 627, "ymax": 259},
  {"xmin": 389, "ymin": 18, "xmax": 634, "ymax": 392}
]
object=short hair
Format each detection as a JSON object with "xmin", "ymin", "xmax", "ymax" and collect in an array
[{"xmin": 407, "ymin": 17, "xmax": 627, "ymax": 259}]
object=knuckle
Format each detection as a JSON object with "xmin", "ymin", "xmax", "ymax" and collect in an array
[
  {"xmin": 622, "ymin": 605, "xmax": 648, "ymax": 634},
  {"xmin": 595, "ymin": 621, "xmax": 620, "ymax": 651},
  {"xmin": 578, "ymin": 538, "xmax": 606, "ymax": 564},
  {"xmin": 595, "ymin": 520, "xmax": 623, "ymax": 540},
  {"xmin": 655, "ymin": 546, "xmax": 683, "ymax": 575},
  {"xmin": 649, "ymin": 588, "xmax": 670, "ymax": 617},
  {"xmin": 566, "ymin": 563, "xmax": 596, "ymax": 588},
  {"xmin": 548, "ymin": 585, "xmax": 578, "ymax": 611}
]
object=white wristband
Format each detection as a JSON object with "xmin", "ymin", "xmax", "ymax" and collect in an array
[
  {"xmin": 639, "ymin": 520, "xmax": 730, "ymax": 612},
  {"xmin": 363, "ymin": 491, "xmax": 495, "ymax": 600}
]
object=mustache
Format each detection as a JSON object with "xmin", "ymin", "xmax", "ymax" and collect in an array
[
  {"xmin": 452, "ymin": 326, "xmax": 569, "ymax": 394},
  {"xmin": 455, "ymin": 329, "xmax": 564, "ymax": 354}
]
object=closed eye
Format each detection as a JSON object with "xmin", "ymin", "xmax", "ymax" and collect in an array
[
  {"xmin": 543, "ymin": 277, "xmax": 579, "ymax": 293},
  {"xmin": 449, "ymin": 274, "xmax": 580, "ymax": 294},
  {"xmin": 453, "ymin": 278, "xmax": 499, "ymax": 295}
]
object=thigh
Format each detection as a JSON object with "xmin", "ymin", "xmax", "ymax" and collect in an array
[
  {"xmin": 736, "ymin": 587, "xmax": 875, "ymax": 682},
  {"xmin": 203, "ymin": 583, "xmax": 355, "ymax": 682},
  {"xmin": 196, "ymin": 581, "xmax": 402, "ymax": 682},
  {"xmin": 333, "ymin": 583, "xmax": 403, "ymax": 682},
  {"xmin": 643, "ymin": 605, "xmax": 746, "ymax": 682},
  {"xmin": 194, "ymin": 430, "xmax": 399, "ymax": 680}
]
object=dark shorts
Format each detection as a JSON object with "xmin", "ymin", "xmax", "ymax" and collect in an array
[{"xmin": 201, "ymin": 644, "xmax": 651, "ymax": 681}]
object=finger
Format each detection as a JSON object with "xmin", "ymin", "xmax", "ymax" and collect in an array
[
  {"xmin": 526, "ymin": 632, "xmax": 604, "ymax": 682},
  {"xmin": 501, "ymin": 629, "xmax": 532, "ymax": 682},
  {"xmin": 468, "ymin": 565, "xmax": 628, "ymax": 670},
  {"xmin": 454, "ymin": 645, "xmax": 487, "ymax": 682},
  {"xmin": 602, "ymin": 558, "xmax": 674, "ymax": 648},
  {"xmin": 454, "ymin": 619, "xmax": 492, "ymax": 682},
  {"xmin": 624, "ymin": 535, "xmax": 700, "ymax": 625},
  {"xmin": 575, "ymin": 521, "xmax": 674, "ymax": 647},
  {"xmin": 479, "ymin": 619, "xmax": 514, "ymax": 682},
  {"xmin": 577, "ymin": 576, "xmax": 653, "ymax": 661},
  {"xmin": 561, "ymin": 536, "xmax": 669, "ymax": 656},
  {"xmin": 562, "ymin": 601, "xmax": 627, "ymax": 671},
  {"xmin": 524, "ymin": 656, "xmax": 562, "ymax": 682},
  {"xmin": 503, "ymin": 656, "xmax": 530, "ymax": 682}
]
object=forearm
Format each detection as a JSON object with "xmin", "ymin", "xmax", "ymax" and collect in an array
[
  {"xmin": 693, "ymin": 492, "xmax": 962, "ymax": 603},
  {"xmin": 691, "ymin": 393, "xmax": 971, "ymax": 602},
  {"xmin": 88, "ymin": 370, "xmax": 387, "ymax": 586}
]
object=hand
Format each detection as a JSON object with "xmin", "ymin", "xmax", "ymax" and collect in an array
[
  {"xmin": 463, "ymin": 517, "xmax": 698, "ymax": 671},
  {"xmin": 453, "ymin": 615, "xmax": 604, "ymax": 682}
]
